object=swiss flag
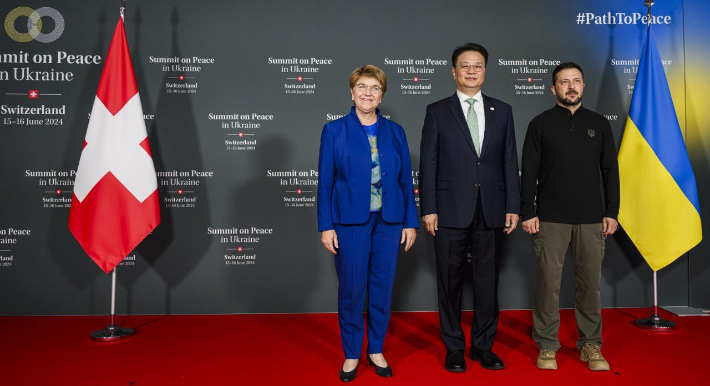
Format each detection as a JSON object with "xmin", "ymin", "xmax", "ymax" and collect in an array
[{"xmin": 69, "ymin": 15, "xmax": 160, "ymax": 273}]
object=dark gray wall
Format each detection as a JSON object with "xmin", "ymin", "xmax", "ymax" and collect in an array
[
  {"xmin": 685, "ymin": 0, "xmax": 710, "ymax": 310},
  {"xmin": 0, "ymin": 0, "xmax": 705, "ymax": 315}
]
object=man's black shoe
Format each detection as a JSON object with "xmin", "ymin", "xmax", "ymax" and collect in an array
[
  {"xmin": 444, "ymin": 350, "xmax": 467, "ymax": 372},
  {"xmin": 469, "ymin": 348, "xmax": 505, "ymax": 370}
]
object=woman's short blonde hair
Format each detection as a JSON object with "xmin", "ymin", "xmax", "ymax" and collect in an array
[{"xmin": 349, "ymin": 65, "xmax": 387, "ymax": 94}]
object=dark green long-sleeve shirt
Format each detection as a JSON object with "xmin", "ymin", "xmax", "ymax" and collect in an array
[{"xmin": 521, "ymin": 105, "xmax": 620, "ymax": 223}]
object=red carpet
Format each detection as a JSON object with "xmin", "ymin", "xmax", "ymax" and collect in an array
[{"xmin": 0, "ymin": 308, "xmax": 706, "ymax": 385}]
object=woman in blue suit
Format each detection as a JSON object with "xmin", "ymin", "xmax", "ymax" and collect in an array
[{"xmin": 318, "ymin": 65, "xmax": 419, "ymax": 382}]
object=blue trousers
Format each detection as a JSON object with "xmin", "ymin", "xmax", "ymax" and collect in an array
[{"xmin": 334, "ymin": 212, "xmax": 403, "ymax": 359}]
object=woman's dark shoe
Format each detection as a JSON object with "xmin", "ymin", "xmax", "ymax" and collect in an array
[
  {"xmin": 340, "ymin": 360, "xmax": 358, "ymax": 382},
  {"xmin": 367, "ymin": 355, "xmax": 393, "ymax": 378},
  {"xmin": 339, "ymin": 368, "xmax": 357, "ymax": 382}
]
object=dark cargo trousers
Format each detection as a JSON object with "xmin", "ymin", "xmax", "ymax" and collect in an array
[{"xmin": 532, "ymin": 222, "xmax": 605, "ymax": 351}]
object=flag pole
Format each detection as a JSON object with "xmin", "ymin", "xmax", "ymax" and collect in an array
[
  {"xmin": 635, "ymin": 272, "xmax": 676, "ymax": 330},
  {"xmin": 90, "ymin": 265, "xmax": 136, "ymax": 341},
  {"xmin": 632, "ymin": 0, "xmax": 676, "ymax": 331},
  {"xmin": 111, "ymin": 265, "xmax": 117, "ymax": 325}
]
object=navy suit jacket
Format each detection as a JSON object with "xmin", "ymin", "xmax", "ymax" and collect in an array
[
  {"xmin": 317, "ymin": 107, "xmax": 419, "ymax": 231},
  {"xmin": 419, "ymin": 93, "xmax": 521, "ymax": 229}
]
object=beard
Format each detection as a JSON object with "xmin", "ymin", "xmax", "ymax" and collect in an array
[{"xmin": 556, "ymin": 91, "xmax": 582, "ymax": 106}]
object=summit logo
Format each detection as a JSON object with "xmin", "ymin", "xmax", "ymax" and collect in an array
[{"xmin": 5, "ymin": 7, "xmax": 65, "ymax": 43}]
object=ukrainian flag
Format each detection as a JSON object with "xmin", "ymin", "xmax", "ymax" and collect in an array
[{"xmin": 618, "ymin": 26, "xmax": 702, "ymax": 271}]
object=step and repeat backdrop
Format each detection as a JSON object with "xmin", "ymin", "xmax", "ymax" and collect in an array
[{"xmin": 1, "ymin": 0, "xmax": 708, "ymax": 315}]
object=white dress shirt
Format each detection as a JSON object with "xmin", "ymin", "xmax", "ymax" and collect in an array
[{"xmin": 456, "ymin": 90, "xmax": 485, "ymax": 152}]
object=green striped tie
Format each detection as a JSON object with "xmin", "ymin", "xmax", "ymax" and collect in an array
[{"xmin": 465, "ymin": 98, "xmax": 481, "ymax": 155}]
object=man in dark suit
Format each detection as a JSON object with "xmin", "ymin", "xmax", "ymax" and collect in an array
[{"xmin": 419, "ymin": 43, "xmax": 521, "ymax": 372}]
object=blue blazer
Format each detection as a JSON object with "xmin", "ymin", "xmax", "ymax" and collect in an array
[
  {"xmin": 318, "ymin": 107, "xmax": 419, "ymax": 231},
  {"xmin": 419, "ymin": 93, "xmax": 521, "ymax": 229}
]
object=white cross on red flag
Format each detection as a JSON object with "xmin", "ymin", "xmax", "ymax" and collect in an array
[{"xmin": 69, "ymin": 14, "xmax": 160, "ymax": 273}]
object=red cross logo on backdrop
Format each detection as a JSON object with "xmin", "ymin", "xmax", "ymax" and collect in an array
[
  {"xmin": 29, "ymin": 90, "xmax": 38, "ymax": 99},
  {"xmin": 179, "ymin": 75, "xmax": 185, "ymax": 80},
  {"xmin": 527, "ymin": 77, "xmax": 532, "ymax": 83},
  {"xmin": 297, "ymin": 76, "xmax": 303, "ymax": 81},
  {"xmin": 177, "ymin": 189, "xmax": 183, "ymax": 195},
  {"xmin": 413, "ymin": 77, "xmax": 419, "ymax": 82}
]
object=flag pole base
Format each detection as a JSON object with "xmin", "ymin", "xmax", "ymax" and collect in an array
[
  {"xmin": 634, "ymin": 314, "xmax": 676, "ymax": 331},
  {"xmin": 661, "ymin": 306, "xmax": 710, "ymax": 317},
  {"xmin": 90, "ymin": 324, "xmax": 134, "ymax": 342}
]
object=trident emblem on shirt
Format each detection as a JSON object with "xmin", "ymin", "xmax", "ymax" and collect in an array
[{"xmin": 588, "ymin": 128, "xmax": 595, "ymax": 138}]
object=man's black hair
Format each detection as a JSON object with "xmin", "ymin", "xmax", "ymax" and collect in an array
[
  {"xmin": 552, "ymin": 62, "xmax": 584, "ymax": 84},
  {"xmin": 451, "ymin": 43, "xmax": 489, "ymax": 67}
]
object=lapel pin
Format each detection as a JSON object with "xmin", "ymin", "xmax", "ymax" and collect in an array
[{"xmin": 490, "ymin": 107, "xmax": 494, "ymax": 110}]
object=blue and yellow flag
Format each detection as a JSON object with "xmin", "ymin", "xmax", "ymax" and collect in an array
[{"xmin": 618, "ymin": 26, "xmax": 702, "ymax": 271}]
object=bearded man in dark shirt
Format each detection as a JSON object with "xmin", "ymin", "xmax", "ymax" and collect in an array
[{"xmin": 520, "ymin": 62, "xmax": 619, "ymax": 372}]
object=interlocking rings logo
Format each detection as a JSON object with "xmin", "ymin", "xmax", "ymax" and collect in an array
[{"xmin": 5, "ymin": 7, "xmax": 64, "ymax": 43}]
